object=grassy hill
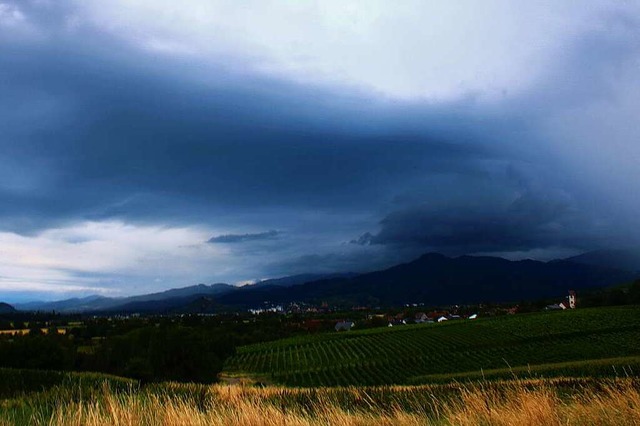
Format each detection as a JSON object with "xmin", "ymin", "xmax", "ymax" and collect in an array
[
  {"xmin": 1, "ymin": 310, "xmax": 639, "ymax": 424},
  {"xmin": 2, "ymin": 376, "xmax": 639, "ymax": 425},
  {"xmin": 0, "ymin": 368, "xmax": 136, "ymax": 399},
  {"xmin": 223, "ymin": 306, "xmax": 640, "ymax": 386},
  {"xmin": 0, "ymin": 302, "xmax": 15, "ymax": 314}
]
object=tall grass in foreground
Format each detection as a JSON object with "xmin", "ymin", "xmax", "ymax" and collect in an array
[{"xmin": 2, "ymin": 378, "xmax": 639, "ymax": 425}]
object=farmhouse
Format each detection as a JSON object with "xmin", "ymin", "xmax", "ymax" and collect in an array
[
  {"xmin": 335, "ymin": 321, "xmax": 354, "ymax": 332},
  {"xmin": 546, "ymin": 290, "xmax": 577, "ymax": 311},
  {"xmin": 559, "ymin": 290, "xmax": 577, "ymax": 309},
  {"xmin": 415, "ymin": 312, "xmax": 428, "ymax": 323},
  {"xmin": 427, "ymin": 311, "xmax": 448, "ymax": 321},
  {"xmin": 387, "ymin": 319, "xmax": 406, "ymax": 327}
]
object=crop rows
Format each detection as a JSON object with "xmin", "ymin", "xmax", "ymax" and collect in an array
[{"xmin": 224, "ymin": 306, "xmax": 640, "ymax": 386}]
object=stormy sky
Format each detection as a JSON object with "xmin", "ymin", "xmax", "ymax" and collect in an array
[{"xmin": 1, "ymin": 1, "xmax": 639, "ymax": 301}]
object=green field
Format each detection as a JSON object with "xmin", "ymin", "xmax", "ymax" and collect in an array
[
  {"xmin": 0, "ymin": 368, "xmax": 136, "ymax": 399},
  {"xmin": 223, "ymin": 306, "xmax": 640, "ymax": 386}
]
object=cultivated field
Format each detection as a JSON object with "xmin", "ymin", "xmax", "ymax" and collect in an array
[{"xmin": 224, "ymin": 306, "xmax": 640, "ymax": 386}]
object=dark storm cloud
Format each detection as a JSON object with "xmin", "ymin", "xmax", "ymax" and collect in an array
[
  {"xmin": 208, "ymin": 230, "xmax": 280, "ymax": 244},
  {"xmin": 360, "ymin": 192, "xmax": 588, "ymax": 253},
  {"xmin": 348, "ymin": 184, "xmax": 638, "ymax": 259},
  {"xmin": 333, "ymin": 11, "xmax": 640, "ymax": 262},
  {"xmin": 1, "ymin": 0, "xmax": 639, "ymax": 291},
  {"xmin": 265, "ymin": 247, "xmax": 409, "ymax": 277},
  {"xmin": 0, "ymin": 29, "xmax": 495, "ymax": 235},
  {"xmin": 349, "ymin": 232, "xmax": 374, "ymax": 246}
]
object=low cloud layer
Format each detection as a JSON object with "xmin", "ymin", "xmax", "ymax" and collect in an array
[
  {"xmin": 354, "ymin": 190, "xmax": 627, "ymax": 257},
  {"xmin": 208, "ymin": 230, "xmax": 280, "ymax": 244}
]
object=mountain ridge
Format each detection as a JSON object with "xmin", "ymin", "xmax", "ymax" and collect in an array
[
  {"xmin": 11, "ymin": 252, "xmax": 640, "ymax": 314},
  {"xmin": 13, "ymin": 273, "xmax": 353, "ymax": 313},
  {"xmin": 562, "ymin": 248, "xmax": 640, "ymax": 273},
  {"xmin": 13, "ymin": 283, "xmax": 236, "ymax": 313},
  {"xmin": 0, "ymin": 302, "xmax": 16, "ymax": 314},
  {"xmin": 210, "ymin": 252, "xmax": 638, "ymax": 308}
]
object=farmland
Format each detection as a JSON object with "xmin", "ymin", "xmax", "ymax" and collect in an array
[
  {"xmin": 224, "ymin": 306, "xmax": 640, "ymax": 386},
  {"xmin": 1, "ymin": 307, "xmax": 640, "ymax": 424}
]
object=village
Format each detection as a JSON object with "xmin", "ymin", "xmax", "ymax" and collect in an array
[{"xmin": 245, "ymin": 290, "xmax": 580, "ymax": 333}]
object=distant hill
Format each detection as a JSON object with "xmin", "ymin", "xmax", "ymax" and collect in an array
[
  {"xmin": 101, "ymin": 275, "xmax": 355, "ymax": 314},
  {"xmin": 15, "ymin": 295, "xmax": 114, "ymax": 312},
  {"xmin": 247, "ymin": 273, "xmax": 358, "ymax": 289},
  {"xmin": 13, "ymin": 253, "xmax": 639, "ymax": 314},
  {"xmin": 14, "ymin": 274, "xmax": 355, "ymax": 313},
  {"xmin": 0, "ymin": 302, "xmax": 16, "ymax": 314},
  {"xmin": 94, "ymin": 275, "xmax": 363, "ymax": 314},
  {"xmin": 119, "ymin": 283, "xmax": 235, "ymax": 304},
  {"xmin": 213, "ymin": 253, "xmax": 638, "ymax": 308},
  {"xmin": 563, "ymin": 248, "xmax": 640, "ymax": 273},
  {"xmin": 15, "ymin": 283, "xmax": 236, "ymax": 313}
]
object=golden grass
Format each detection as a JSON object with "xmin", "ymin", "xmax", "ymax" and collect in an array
[
  {"xmin": 0, "ymin": 328, "xmax": 66, "ymax": 336},
  {"xmin": 16, "ymin": 378, "xmax": 637, "ymax": 426}
]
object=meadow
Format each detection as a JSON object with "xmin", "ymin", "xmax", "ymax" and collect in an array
[
  {"xmin": 224, "ymin": 306, "xmax": 640, "ymax": 386},
  {"xmin": 1, "ymin": 374, "xmax": 639, "ymax": 425}
]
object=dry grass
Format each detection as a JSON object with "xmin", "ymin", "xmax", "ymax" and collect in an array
[
  {"xmin": 6, "ymin": 378, "xmax": 640, "ymax": 425},
  {"xmin": 0, "ymin": 328, "xmax": 66, "ymax": 336}
]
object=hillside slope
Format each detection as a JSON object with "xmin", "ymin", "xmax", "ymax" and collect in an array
[
  {"xmin": 0, "ymin": 303, "xmax": 15, "ymax": 314},
  {"xmin": 564, "ymin": 248, "xmax": 640, "ymax": 273},
  {"xmin": 12, "ymin": 253, "xmax": 638, "ymax": 313},
  {"xmin": 216, "ymin": 253, "xmax": 637, "ymax": 307},
  {"xmin": 15, "ymin": 284, "xmax": 236, "ymax": 313},
  {"xmin": 224, "ymin": 306, "xmax": 640, "ymax": 386}
]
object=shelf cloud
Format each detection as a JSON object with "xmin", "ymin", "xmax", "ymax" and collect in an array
[
  {"xmin": 0, "ymin": 0, "xmax": 639, "ymax": 300},
  {"xmin": 208, "ymin": 230, "xmax": 280, "ymax": 244}
]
